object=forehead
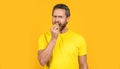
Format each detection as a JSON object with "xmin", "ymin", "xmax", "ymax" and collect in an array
[{"xmin": 53, "ymin": 9, "xmax": 66, "ymax": 16}]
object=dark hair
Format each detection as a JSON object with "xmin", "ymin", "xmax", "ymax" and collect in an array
[{"xmin": 52, "ymin": 4, "xmax": 70, "ymax": 17}]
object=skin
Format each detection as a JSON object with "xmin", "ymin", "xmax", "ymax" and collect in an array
[{"xmin": 38, "ymin": 8, "xmax": 88, "ymax": 69}]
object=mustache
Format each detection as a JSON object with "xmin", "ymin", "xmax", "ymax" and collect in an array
[{"xmin": 54, "ymin": 22, "xmax": 61, "ymax": 26}]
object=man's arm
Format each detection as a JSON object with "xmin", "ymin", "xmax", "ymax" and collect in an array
[
  {"xmin": 38, "ymin": 24, "xmax": 60, "ymax": 66},
  {"xmin": 78, "ymin": 55, "xmax": 88, "ymax": 69},
  {"xmin": 38, "ymin": 38, "xmax": 57, "ymax": 66}
]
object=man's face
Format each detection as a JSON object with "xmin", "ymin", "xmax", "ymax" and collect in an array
[{"xmin": 52, "ymin": 9, "xmax": 69, "ymax": 31}]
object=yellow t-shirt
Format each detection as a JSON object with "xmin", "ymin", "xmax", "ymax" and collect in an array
[{"xmin": 38, "ymin": 30, "xmax": 87, "ymax": 69}]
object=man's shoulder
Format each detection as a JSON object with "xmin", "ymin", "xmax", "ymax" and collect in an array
[
  {"xmin": 70, "ymin": 30, "xmax": 82, "ymax": 37},
  {"xmin": 70, "ymin": 30, "xmax": 85, "ymax": 40},
  {"xmin": 41, "ymin": 31, "xmax": 51, "ymax": 36},
  {"xmin": 39, "ymin": 31, "xmax": 51, "ymax": 39}
]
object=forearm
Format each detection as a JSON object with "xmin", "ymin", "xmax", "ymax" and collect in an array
[
  {"xmin": 80, "ymin": 64, "xmax": 88, "ymax": 69},
  {"xmin": 79, "ymin": 55, "xmax": 88, "ymax": 69},
  {"xmin": 38, "ymin": 38, "xmax": 57, "ymax": 66}
]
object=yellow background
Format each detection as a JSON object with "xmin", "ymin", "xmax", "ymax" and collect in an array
[{"xmin": 0, "ymin": 0, "xmax": 120, "ymax": 69}]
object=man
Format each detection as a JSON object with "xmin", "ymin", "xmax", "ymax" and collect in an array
[{"xmin": 38, "ymin": 4, "xmax": 88, "ymax": 69}]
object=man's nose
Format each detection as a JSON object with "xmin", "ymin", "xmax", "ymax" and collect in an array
[{"xmin": 55, "ymin": 17, "xmax": 59, "ymax": 22}]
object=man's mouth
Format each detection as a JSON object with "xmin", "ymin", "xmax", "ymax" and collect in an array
[{"xmin": 54, "ymin": 23, "xmax": 61, "ymax": 27}]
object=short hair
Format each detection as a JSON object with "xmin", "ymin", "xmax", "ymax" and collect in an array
[{"xmin": 52, "ymin": 4, "xmax": 70, "ymax": 17}]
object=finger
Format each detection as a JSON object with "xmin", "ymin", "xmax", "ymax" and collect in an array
[
  {"xmin": 55, "ymin": 26, "xmax": 60, "ymax": 31},
  {"xmin": 55, "ymin": 26, "xmax": 59, "ymax": 30},
  {"xmin": 52, "ymin": 24, "xmax": 59, "ymax": 28},
  {"xmin": 52, "ymin": 24, "xmax": 58, "ymax": 29}
]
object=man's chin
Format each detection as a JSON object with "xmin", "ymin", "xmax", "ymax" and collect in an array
[{"xmin": 59, "ymin": 26, "xmax": 66, "ymax": 32}]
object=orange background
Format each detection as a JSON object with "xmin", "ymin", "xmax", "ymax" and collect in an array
[{"xmin": 0, "ymin": 0, "xmax": 120, "ymax": 69}]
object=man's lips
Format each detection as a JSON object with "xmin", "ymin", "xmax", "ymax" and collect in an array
[{"xmin": 54, "ymin": 23, "xmax": 61, "ymax": 27}]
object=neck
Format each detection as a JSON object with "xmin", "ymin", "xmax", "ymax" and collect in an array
[{"xmin": 60, "ymin": 27, "xmax": 68, "ymax": 34}]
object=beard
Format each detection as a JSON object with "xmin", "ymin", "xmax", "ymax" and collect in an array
[{"xmin": 59, "ymin": 22, "xmax": 67, "ymax": 31}]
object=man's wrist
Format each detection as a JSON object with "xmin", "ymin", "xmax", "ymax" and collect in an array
[{"xmin": 51, "ymin": 38, "xmax": 57, "ymax": 41}]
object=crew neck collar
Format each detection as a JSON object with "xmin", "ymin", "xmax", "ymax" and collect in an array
[{"xmin": 59, "ymin": 29, "xmax": 70, "ymax": 36}]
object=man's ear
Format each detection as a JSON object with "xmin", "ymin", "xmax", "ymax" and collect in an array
[{"xmin": 67, "ymin": 17, "xmax": 70, "ymax": 22}]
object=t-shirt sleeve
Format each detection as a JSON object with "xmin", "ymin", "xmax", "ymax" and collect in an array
[
  {"xmin": 78, "ymin": 36, "xmax": 87, "ymax": 56},
  {"xmin": 38, "ymin": 34, "xmax": 47, "ymax": 50}
]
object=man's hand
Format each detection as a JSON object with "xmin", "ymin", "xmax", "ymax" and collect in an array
[{"xmin": 51, "ymin": 24, "xmax": 60, "ymax": 39}]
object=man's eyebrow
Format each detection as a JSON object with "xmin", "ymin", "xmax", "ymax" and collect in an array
[
  {"xmin": 53, "ymin": 15, "xmax": 57, "ymax": 17},
  {"xmin": 53, "ymin": 15, "xmax": 62, "ymax": 17},
  {"xmin": 58, "ymin": 16, "xmax": 62, "ymax": 17}
]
